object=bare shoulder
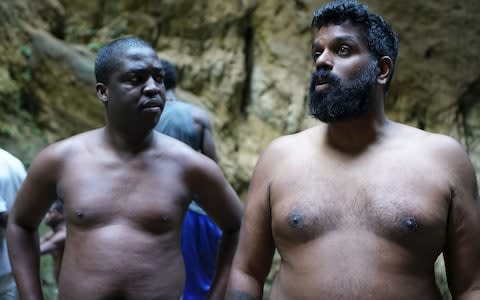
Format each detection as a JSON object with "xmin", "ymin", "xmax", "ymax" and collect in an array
[
  {"xmin": 393, "ymin": 122, "xmax": 474, "ymax": 180},
  {"xmin": 189, "ymin": 103, "xmax": 212, "ymax": 127},
  {"xmin": 252, "ymin": 125, "xmax": 323, "ymax": 177},
  {"xmin": 29, "ymin": 129, "xmax": 103, "ymax": 179},
  {"xmin": 262, "ymin": 125, "xmax": 321, "ymax": 157},
  {"xmin": 154, "ymin": 131, "xmax": 211, "ymax": 166},
  {"xmin": 401, "ymin": 123, "xmax": 467, "ymax": 160},
  {"xmin": 37, "ymin": 129, "xmax": 102, "ymax": 159}
]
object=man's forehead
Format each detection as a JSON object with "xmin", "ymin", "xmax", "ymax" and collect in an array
[
  {"xmin": 122, "ymin": 46, "xmax": 159, "ymax": 60},
  {"xmin": 313, "ymin": 22, "xmax": 365, "ymax": 45},
  {"xmin": 117, "ymin": 47, "xmax": 163, "ymax": 69}
]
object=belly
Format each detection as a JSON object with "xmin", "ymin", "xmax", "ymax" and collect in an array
[
  {"xmin": 58, "ymin": 223, "xmax": 185, "ymax": 300},
  {"xmin": 270, "ymin": 270, "xmax": 441, "ymax": 300},
  {"xmin": 270, "ymin": 231, "xmax": 442, "ymax": 300}
]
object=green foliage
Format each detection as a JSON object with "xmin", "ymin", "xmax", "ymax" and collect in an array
[
  {"xmin": 21, "ymin": 69, "xmax": 31, "ymax": 82},
  {"xmin": 19, "ymin": 45, "xmax": 32, "ymax": 58},
  {"xmin": 39, "ymin": 224, "xmax": 58, "ymax": 300},
  {"xmin": 0, "ymin": 123, "xmax": 18, "ymax": 137},
  {"xmin": 87, "ymin": 42, "xmax": 103, "ymax": 52}
]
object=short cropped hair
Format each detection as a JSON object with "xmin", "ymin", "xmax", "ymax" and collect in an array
[
  {"xmin": 312, "ymin": 0, "xmax": 399, "ymax": 90},
  {"xmin": 95, "ymin": 36, "xmax": 153, "ymax": 84},
  {"xmin": 159, "ymin": 59, "xmax": 177, "ymax": 90}
]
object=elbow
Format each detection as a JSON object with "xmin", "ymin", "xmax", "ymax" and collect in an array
[
  {"xmin": 222, "ymin": 223, "xmax": 241, "ymax": 236},
  {"xmin": 7, "ymin": 214, "xmax": 37, "ymax": 233}
]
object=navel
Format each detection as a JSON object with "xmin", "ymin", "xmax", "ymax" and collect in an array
[{"xmin": 288, "ymin": 213, "xmax": 305, "ymax": 229}]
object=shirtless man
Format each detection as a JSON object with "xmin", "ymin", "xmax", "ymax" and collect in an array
[
  {"xmin": 227, "ymin": 1, "xmax": 480, "ymax": 299},
  {"xmin": 7, "ymin": 36, "xmax": 243, "ymax": 300}
]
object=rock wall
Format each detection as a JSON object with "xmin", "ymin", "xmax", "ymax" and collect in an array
[{"xmin": 0, "ymin": 0, "xmax": 479, "ymax": 195}]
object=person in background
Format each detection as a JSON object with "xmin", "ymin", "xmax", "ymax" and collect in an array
[
  {"xmin": 7, "ymin": 36, "xmax": 243, "ymax": 300},
  {"xmin": 155, "ymin": 59, "xmax": 221, "ymax": 300},
  {"xmin": 40, "ymin": 200, "xmax": 66, "ymax": 283},
  {"xmin": 0, "ymin": 148, "xmax": 26, "ymax": 300},
  {"xmin": 227, "ymin": 1, "xmax": 480, "ymax": 299}
]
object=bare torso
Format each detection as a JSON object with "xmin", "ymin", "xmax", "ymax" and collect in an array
[
  {"xmin": 55, "ymin": 130, "xmax": 193, "ymax": 300},
  {"xmin": 268, "ymin": 123, "xmax": 449, "ymax": 300}
]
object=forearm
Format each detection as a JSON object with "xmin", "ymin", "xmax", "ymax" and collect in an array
[
  {"xmin": 7, "ymin": 221, "xmax": 44, "ymax": 300},
  {"xmin": 207, "ymin": 230, "xmax": 240, "ymax": 300},
  {"xmin": 40, "ymin": 231, "xmax": 65, "ymax": 254},
  {"xmin": 226, "ymin": 269, "xmax": 265, "ymax": 300},
  {"xmin": 40, "ymin": 240, "xmax": 56, "ymax": 255}
]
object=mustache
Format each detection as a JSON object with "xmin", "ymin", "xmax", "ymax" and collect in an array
[{"xmin": 310, "ymin": 70, "xmax": 340, "ymax": 87}]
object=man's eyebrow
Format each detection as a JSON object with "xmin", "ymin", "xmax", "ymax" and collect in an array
[
  {"xmin": 312, "ymin": 35, "xmax": 359, "ymax": 48},
  {"xmin": 126, "ymin": 66, "xmax": 164, "ymax": 74},
  {"xmin": 332, "ymin": 35, "xmax": 359, "ymax": 44},
  {"xmin": 125, "ymin": 68, "xmax": 145, "ymax": 74}
]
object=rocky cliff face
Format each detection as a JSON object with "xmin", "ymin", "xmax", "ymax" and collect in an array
[{"xmin": 0, "ymin": 0, "xmax": 479, "ymax": 194}]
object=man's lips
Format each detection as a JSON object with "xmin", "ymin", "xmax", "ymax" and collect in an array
[
  {"xmin": 141, "ymin": 99, "xmax": 164, "ymax": 110},
  {"xmin": 316, "ymin": 77, "xmax": 329, "ymax": 85},
  {"xmin": 315, "ymin": 78, "xmax": 331, "ymax": 92}
]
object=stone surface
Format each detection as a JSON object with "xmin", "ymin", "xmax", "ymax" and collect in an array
[
  {"xmin": 0, "ymin": 0, "xmax": 479, "ymax": 189},
  {"xmin": 2, "ymin": 0, "xmax": 479, "ymax": 187}
]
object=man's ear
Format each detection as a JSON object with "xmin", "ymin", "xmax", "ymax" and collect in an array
[
  {"xmin": 96, "ymin": 83, "xmax": 108, "ymax": 103},
  {"xmin": 376, "ymin": 56, "xmax": 393, "ymax": 85}
]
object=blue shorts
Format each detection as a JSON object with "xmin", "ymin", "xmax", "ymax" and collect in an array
[{"xmin": 181, "ymin": 209, "xmax": 222, "ymax": 300}]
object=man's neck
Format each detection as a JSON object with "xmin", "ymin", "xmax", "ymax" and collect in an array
[
  {"xmin": 326, "ymin": 109, "xmax": 389, "ymax": 154},
  {"xmin": 103, "ymin": 126, "xmax": 155, "ymax": 156}
]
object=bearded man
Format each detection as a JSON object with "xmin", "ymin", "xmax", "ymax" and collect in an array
[{"xmin": 226, "ymin": 0, "xmax": 480, "ymax": 299}]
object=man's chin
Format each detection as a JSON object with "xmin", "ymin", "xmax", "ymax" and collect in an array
[{"xmin": 309, "ymin": 102, "xmax": 364, "ymax": 123}]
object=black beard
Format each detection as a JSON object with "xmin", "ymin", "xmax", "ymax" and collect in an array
[{"xmin": 308, "ymin": 61, "xmax": 377, "ymax": 123}]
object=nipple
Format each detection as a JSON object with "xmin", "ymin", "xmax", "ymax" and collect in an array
[
  {"xmin": 402, "ymin": 216, "xmax": 418, "ymax": 232},
  {"xmin": 76, "ymin": 210, "xmax": 84, "ymax": 218},
  {"xmin": 288, "ymin": 213, "xmax": 304, "ymax": 229}
]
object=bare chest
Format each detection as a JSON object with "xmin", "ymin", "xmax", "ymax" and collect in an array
[
  {"xmin": 270, "ymin": 160, "xmax": 450, "ymax": 254},
  {"xmin": 57, "ymin": 156, "xmax": 190, "ymax": 233}
]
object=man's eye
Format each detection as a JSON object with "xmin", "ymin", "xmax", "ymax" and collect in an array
[
  {"xmin": 129, "ymin": 76, "xmax": 140, "ymax": 83},
  {"xmin": 153, "ymin": 74, "xmax": 164, "ymax": 83},
  {"xmin": 130, "ymin": 74, "xmax": 146, "ymax": 84},
  {"xmin": 338, "ymin": 46, "xmax": 350, "ymax": 55},
  {"xmin": 312, "ymin": 51, "xmax": 322, "ymax": 61}
]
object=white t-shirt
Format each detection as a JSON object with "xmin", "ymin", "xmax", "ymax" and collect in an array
[{"xmin": 0, "ymin": 148, "xmax": 26, "ymax": 285}]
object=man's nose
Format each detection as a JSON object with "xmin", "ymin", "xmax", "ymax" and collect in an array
[
  {"xmin": 315, "ymin": 51, "xmax": 333, "ymax": 71},
  {"xmin": 143, "ymin": 76, "xmax": 161, "ymax": 96}
]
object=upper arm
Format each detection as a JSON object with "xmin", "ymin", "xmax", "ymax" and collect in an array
[
  {"xmin": 192, "ymin": 106, "xmax": 217, "ymax": 161},
  {"xmin": 228, "ymin": 144, "xmax": 280, "ymax": 295},
  {"xmin": 187, "ymin": 153, "xmax": 242, "ymax": 233},
  {"xmin": 442, "ymin": 138, "xmax": 480, "ymax": 297},
  {"xmin": 10, "ymin": 146, "xmax": 62, "ymax": 231}
]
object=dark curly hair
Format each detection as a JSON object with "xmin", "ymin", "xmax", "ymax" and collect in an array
[
  {"xmin": 312, "ymin": 0, "xmax": 399, "ymax": 91},
  {"xmin": 159, "ymin": 59, "xmax": 177, "ymax": 91},
  {"xmin": 94, "ymin": 36, "xmax": 153, "ymax": 84}
]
